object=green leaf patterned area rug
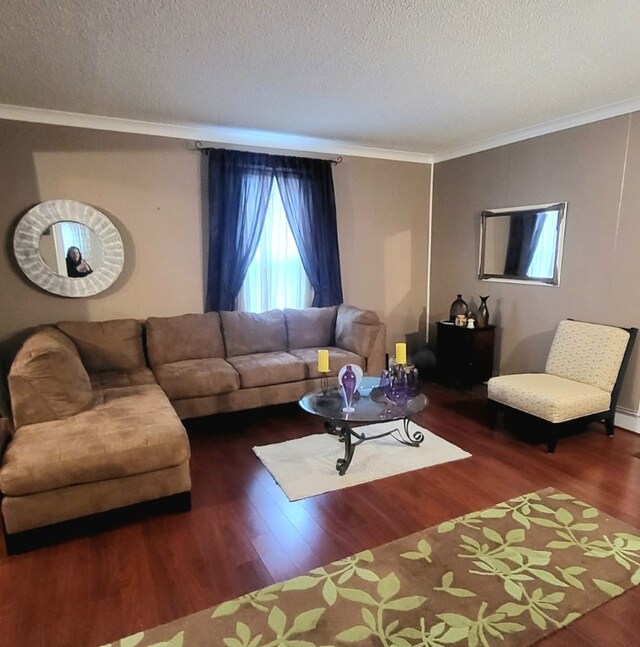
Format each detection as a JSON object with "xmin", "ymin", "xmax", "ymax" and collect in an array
[{"xmin": 101, "ymin": 488, "xmax": 640, "ymax": 647}]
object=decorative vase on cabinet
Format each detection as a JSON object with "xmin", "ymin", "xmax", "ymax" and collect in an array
[
  {"xmin": 477, "ymin": 296, "xmax": 490, "ymax": 328},
  {"xmin": 449, "ymin": 294, "xmax": 468, "ymax": 322}
]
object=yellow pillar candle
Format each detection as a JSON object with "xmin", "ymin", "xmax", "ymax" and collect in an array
[
  {"xmin": 395, "ymin": 342, "xmax": 407, "ymax": 365},
  {"xmin": 317, "ymin": 349, "xmax": 330, "ymax": 373}
]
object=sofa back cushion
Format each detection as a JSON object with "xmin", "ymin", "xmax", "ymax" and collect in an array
[
  {"xmin": 545, "ymin": 320, "xmax": 631, "ymax": 393},
  {"xmin": 284, "ymin": 306, "xmax": 337, "ymax": 349},
  {"xmin": 146, "ymin": 312, "xmax": 225, "ymax": 367},
  {"xmin": 335, "ymin": 304, "xmax": 381, "ymax": 358},
  {"xmin": 8, "ymin": 326, "xmax": 93, "ymax": 429},
  {"xmin": 221, "ymin": 310, "xmax": 287, "ymax": 357},
  {"xmin": 56, "ymin": 319, "xmax": 146, "ymax": 373}
]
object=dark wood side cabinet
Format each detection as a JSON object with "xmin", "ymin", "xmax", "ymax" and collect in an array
[{"xmin": 436, "ymin": 322, "xmax": 496, "ymax": 389}]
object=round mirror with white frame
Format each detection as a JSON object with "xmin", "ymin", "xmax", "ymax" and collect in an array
[{"xmin": 14, "ymin": 200, "xmax": 124, "ymax": 297}]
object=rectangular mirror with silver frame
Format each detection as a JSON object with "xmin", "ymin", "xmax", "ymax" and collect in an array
[{"xmin": 478, "ymin": 202, "xmax": 567, "ymax": 286}]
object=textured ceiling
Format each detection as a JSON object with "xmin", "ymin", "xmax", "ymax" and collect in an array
[{"xmin": 1, "ymin": 0, "xmax": 640, "ymax": 156}]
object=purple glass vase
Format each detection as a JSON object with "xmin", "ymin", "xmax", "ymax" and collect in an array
[
  {"xmin": 389, "ymin": 370, "xmax": 408, "ymax": 403},
  {"xmin": 341, "ymin": 364, "xmax": 357, "ymax": 412}
]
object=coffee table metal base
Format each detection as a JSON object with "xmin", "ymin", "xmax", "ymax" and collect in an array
[{"xmin": 326, "ymin": 419, "xmax": 425, "ymax": 475}]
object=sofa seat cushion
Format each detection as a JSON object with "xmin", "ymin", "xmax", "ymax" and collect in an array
[
  {"xmin": 56, "ymin": 319, "xmax": 146, "ymax": 372},
  {"xmin": 488, "ymin": 373, "xmax": 611, "ymax": 424},
  {"xmin": 89, "ymin": 368, "xmax": 157, "ymax": 391},
  {"xmin": 0, "ymin": 385, "xmax": 189, "ymax": 497},
  {"xmin": 227, "ymin": 352, "xmax": 306, "ymax": 388},
  {"xmin": 153, "ymin": 358, "xmax": 240, "ymax": 400},
  {"xmin": 289, "ymin": 347, "xmax": 365, "ymax": 378}
]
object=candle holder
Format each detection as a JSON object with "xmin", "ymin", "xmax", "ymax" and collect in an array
[
  {"xmin": 389, "ymin": 355, "xmax": 407, "ymax": 371},
  {"xmin": 384, "ymin": 363, "xmax": 419, "ymax": 403},
  {"xmin": 320, "ymin": 371, "xmax": 330, "ymax": 395}
]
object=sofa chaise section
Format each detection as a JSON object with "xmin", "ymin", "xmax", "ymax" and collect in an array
[{"xmin": 1, "ymin": 324, "xmax": 191, "ymax": 551}]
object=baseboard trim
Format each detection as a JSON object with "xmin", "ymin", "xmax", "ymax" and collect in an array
[{"xmin": 615, "ymin": 408, "xmax": 640, "ymax": 434}]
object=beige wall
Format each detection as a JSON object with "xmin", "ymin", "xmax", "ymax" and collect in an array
[
  {"xmin": 431, "ymin": 114, "xmax": 640, "ymax": 413},
  {"xmin": 0, "ymin": 121, "xmax": 204, "ymax": 364},
  {"xmin": 0, "ymin": 119, "xmax": 431, "ymax": 368},
  {"xmin": 334, "ymin": 157, "xmax": 431, "ymax": 352}
]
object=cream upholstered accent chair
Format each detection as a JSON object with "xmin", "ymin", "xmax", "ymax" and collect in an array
[{"xmin": 487, "ymin": 320, "xmax": 637, "ymax": 452}]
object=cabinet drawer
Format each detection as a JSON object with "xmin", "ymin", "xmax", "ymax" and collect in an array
[{"xmin": 435, "ymin": 322, "xmax": 495, "ymax": 388}]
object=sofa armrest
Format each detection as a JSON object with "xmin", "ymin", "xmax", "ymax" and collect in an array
[
  {"xmin": 366, "ymin": 323, "xmax": 386, "ymax": 376},
  {"xmin": 0, "ymin": 417, "xmax": 13, "ymax": 462},
  {"xmin": 335, "ymin": 305, "xmax": 385, "ymax": 375}
]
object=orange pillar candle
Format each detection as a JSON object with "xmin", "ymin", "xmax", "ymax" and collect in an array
[
  {"xmin": 395, "ymin": 342, "xmax": 407, "ymax": 365},
  {"xmin": 317, "ymin": 349, "xmax": 330, "ymax": 373}
]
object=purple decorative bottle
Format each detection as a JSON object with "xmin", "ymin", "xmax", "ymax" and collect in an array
[{"xmin": 341, "ymin": 364, "xmax": 357, "ymax": 412}]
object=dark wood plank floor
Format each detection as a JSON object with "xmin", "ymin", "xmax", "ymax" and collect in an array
[{"xmin": 1, "ymin": 382, "xmax": 639, "ymax": 647}]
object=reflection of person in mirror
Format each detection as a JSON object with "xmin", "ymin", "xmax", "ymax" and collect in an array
[{"xmin": 66, "ymin": 246, "xmax": 93, "ymax": 277}]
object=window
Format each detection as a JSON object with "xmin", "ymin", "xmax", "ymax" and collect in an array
[
  {"xmin": 207, "ymin": 149, "xmax": 342, "ymax": 311},
  {"xmin": 238, "ymin": 180, "xmax": 312, "ymax": 313}
]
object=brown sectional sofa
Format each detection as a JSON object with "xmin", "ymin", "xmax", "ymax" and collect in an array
[{"xmin": 0, "ymin": 304, "xmax": 385, "ymax": 551}]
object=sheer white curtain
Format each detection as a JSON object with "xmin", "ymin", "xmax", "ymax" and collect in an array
[
  {"xmin": 238, "ymin": 182, "xmax": 312, "ymax": 313},
  {"xmin": 58, "ymin": 221, "xmax": 93, "ymax": 257}
]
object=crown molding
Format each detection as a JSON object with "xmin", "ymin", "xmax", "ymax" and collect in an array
[
  {"xmin": 0, "ymin": 103, "xmax": 434, "ymax": 165},
  {"xmin": 432, "ymin": 96, "xmax": 640, "ymax": 163},
  {"xmin": 3, "ymin": 96, "xmax": 639, "ymax": 166}
]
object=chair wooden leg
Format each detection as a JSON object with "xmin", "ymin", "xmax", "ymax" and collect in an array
[
  {"xmin": 604, "ymin": 416, "xmax": 615, "ymax": 437},
  {"xmin": 487, "ymin": 400, "xmax": 499, "ymax": 429},
  {"xmin": 546, "ymin": 427, "xmax": 558, "ymax": 453}
]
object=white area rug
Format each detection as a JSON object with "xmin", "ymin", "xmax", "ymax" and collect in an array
[{"xmin": 253, "ymin": 422, "xmax": 471, "ymax": 501}]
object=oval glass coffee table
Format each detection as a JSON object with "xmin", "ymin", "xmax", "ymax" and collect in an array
[{"xmin": 299, "ymin": 376, "xmax": 428, "ymax": 475}]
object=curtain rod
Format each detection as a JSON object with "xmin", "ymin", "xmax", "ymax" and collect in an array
[{"xmin": 190, "ymin": 141, "xmax": 343, "ymax": 165}]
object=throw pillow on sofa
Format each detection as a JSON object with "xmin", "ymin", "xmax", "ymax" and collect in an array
[
  {"xmin": 8, "ymin": 326, "xmax": 93, "ymax": 429},
  {"xmin": 335, "ymin": 304, "xmax": 381, "ymax": 358},
  {"xmin": 284, "ymin": 306, "xmax": 337, "ymax": 349},
  {"xmin": 57, "ymin": 319, "xmax": 146, "ymax": 373},
  {"xmin": 221, "ymin": 310, "xmax": 287, "ymax": 357},
  {"xmin": 146, "ymin": 312, "xmax": 226, "ymax": 366}
]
